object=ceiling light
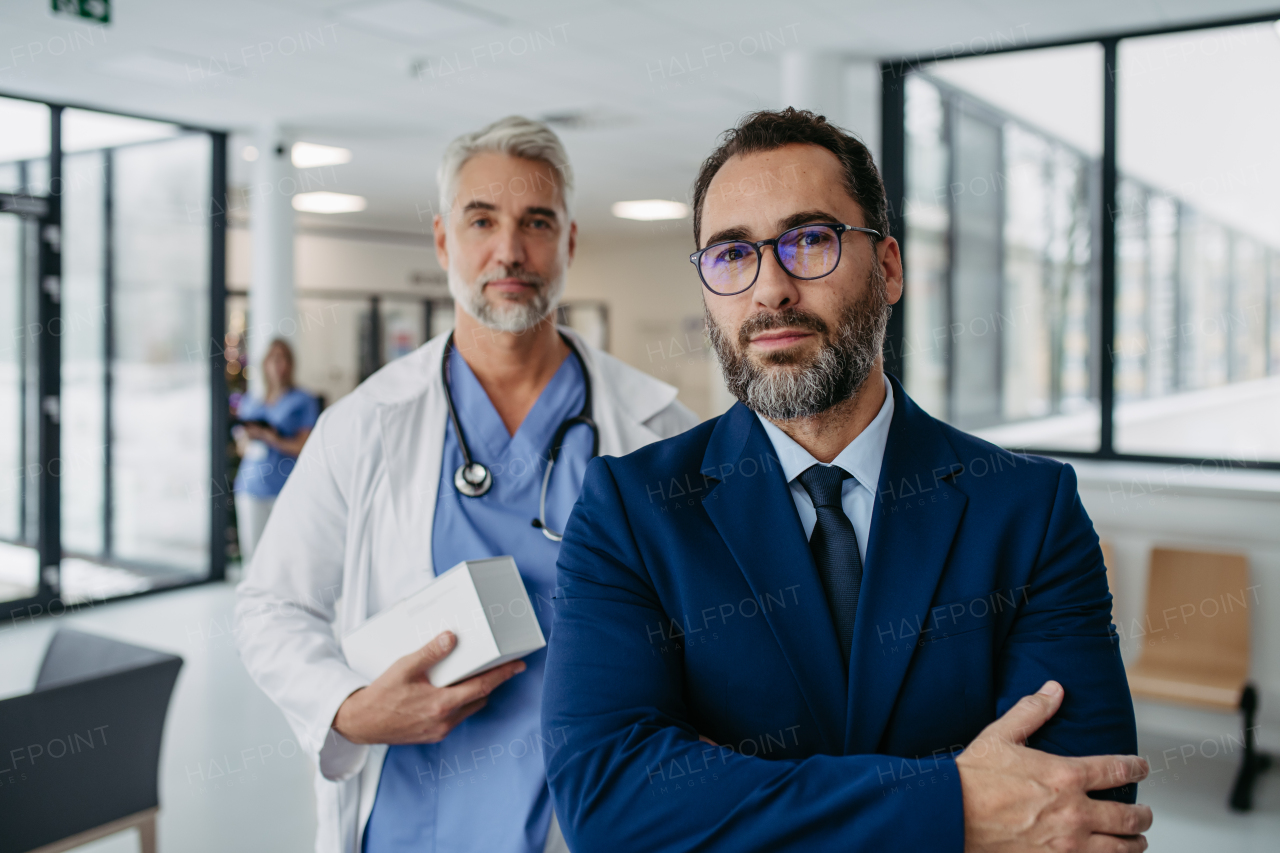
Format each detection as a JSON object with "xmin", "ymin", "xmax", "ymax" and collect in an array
[
  {"xmin": 292, "ymin": 192, "xmax": 367, "ymax": 214},
  {"xmin": 242, "ymin": 146, "xmax": 259, "ymax": 162},
  {"xmin": 292, "ymin": 142, "xmax": 352, "ymax": 168},
  {"xmin": 611, "ymin": 200, "xmax": 690, "ymax": 221}
]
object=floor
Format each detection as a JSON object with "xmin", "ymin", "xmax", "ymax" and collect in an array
[{"xmin": 1, "ymin": 583, "xmax": 1276, "ymax": 852}]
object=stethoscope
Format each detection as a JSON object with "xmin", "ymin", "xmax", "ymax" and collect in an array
[{"xmin": 442, "ymin": 331, "xmax": 598, "ymax": 542}]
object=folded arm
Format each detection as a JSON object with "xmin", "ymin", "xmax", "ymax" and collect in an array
[{"xmin": 542, "ymin": 458, "xmax": 964, "ymax": 853}]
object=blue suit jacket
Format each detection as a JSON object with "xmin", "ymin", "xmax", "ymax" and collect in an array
[{"xmin": 542, "ymin": 377, "xmax": 1135, "ymax": 852}]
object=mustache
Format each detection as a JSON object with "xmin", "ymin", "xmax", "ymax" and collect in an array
[
  {"xmin": 737, "ymin": 308, "xmax": 829, "ymax": 348},
  {"xmin": 478, "ymin": 266, "xmax": 546, "ymax": 290}
]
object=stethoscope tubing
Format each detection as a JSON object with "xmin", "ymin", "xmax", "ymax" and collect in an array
[{"xmin": 442, "ymin": 331, "xmax": 597, "ymax": 541}]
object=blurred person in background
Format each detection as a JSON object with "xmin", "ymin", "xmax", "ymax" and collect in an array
[{"xmin": 233, "ymin": 338, "xmax": 319, "ymax": 563}]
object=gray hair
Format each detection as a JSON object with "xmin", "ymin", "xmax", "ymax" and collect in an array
[{"xmin": 437, "ymin": 116, "xmax": 574, "ymax": 220}]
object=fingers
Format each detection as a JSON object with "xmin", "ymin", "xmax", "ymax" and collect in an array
[
  {"xmin": 1076, "ymin": 754, "xmax": 1150, "ymax": 791},
  {"xmin": 1086, "ymin": 800, "xmax": 1153, "ymax": 837},
  {"xmin": 1083, "ymin": 832, "xmax": 1148, "ymax": 853},
  {"xmin": 984, "ymin": 680, "xmax": 1064, "ymax": 744},
  {"xmin": 440, "ymin": 659, "xmax": 527, "ymax": 706},
  {"xmin": 447, "ymin": 697, "xmax": 489, "ymax": 725},
  {"xmin": 390, "ymin": 631, "xmax": 457, "ymax": 679},
  {"xmin": 698, "ymin": 734, "xmax": 718, "ymax": 746}
]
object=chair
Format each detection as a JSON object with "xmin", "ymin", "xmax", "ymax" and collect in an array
[
  {"xmin": 1099, "ymin": 540, "xmax": 1119, "ymax": 611},
  {"xmin": 0, "ymin": 628, "xmax": 183, "ymax": 853},
  {"xmin": 1127, "ymin": 548, "xmax": 1271, "ymax": 811}
]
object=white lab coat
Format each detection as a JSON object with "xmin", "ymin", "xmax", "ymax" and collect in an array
[{"xmin": 234, "ymin": 328, "xmax": 699, "ymax": 853}]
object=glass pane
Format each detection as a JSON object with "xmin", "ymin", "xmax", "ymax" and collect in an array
[
  {"xmin": 112, "ymin": 133, "xmax": 211, "ymax": 574},
  {"xmin": 904, "ymin": 44, "xmax": 1103, "ymax": 450},
  {"xmin": 0, "ymin": 212, "xmax": 37, "ymax": 602},
  {"xmin": 62, "ymin": 109, "xmax": 179, "ymax": 154},
  {"xmin": 381, "ymin": 298, "xmax": 425, "ymax": 364},
  {"xmin": 1116, "ymin": 23, "xmax": 1280, "ymax": 461},
  {"xmin": 61, "ymin": 151, "xmax": 107, "ymax": 556},
  {"xmin": 0, "ymin": 98, "xmax": 50, "ymax": 195},
  {"xmin": 0, "ymin": 214, "xmax": 23, "ymax": 541},
  {"xmin": 292, "ymin": 296, "xmax": 365, "ymax": 409}
]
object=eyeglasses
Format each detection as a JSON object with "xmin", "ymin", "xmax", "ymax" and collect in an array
[{"xmin": 689, "ymin": 222, "xmax": 880, "ymax": 296}]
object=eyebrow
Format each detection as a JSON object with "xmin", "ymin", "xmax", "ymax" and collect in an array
[
  {"xmin": 460, "ymin": 200, "xmax": 559, "ymax": 222},
  {"xmin": 703, "ymin": 209, "xmax": 846, "ymax": 247}
]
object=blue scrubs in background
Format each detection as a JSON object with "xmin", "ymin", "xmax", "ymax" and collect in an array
[{"xmin": 363, "ymin": 343, "xmax": 593, "ymax": 853}]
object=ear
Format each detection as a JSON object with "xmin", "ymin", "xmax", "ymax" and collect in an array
[
  {"xmin": 879, "ymin": 236, "xmax": 903, "ymax": 305},
  {"xmin": 567, "ymin": 220, "xmax": 577, "ymax": 265},
  {"xmin": 433, "ymin": 213, "xmax": 449, "ymax": 270}
]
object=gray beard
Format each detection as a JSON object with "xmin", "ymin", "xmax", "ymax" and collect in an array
[
  {"xmin": 448, "ymin": 262, "xmax": 565, "ymax": 334},
  {"xmin": 707, "ymin": 268, "xmax": 890, "ymax": 421}
]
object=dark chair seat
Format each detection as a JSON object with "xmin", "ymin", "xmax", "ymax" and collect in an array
[{"xmin": 0, "ymin": 629, "xmax": 183, "ymax": 853}]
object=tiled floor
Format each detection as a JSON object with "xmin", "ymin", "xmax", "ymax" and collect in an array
[{"xmin": 1, "ymin": 583, "xmax": 1275, "ymax": 852}]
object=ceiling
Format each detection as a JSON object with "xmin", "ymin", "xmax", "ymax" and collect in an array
[{"xmin": 2, "ymin": 0, "xmax": 1276, "ymax": 239}]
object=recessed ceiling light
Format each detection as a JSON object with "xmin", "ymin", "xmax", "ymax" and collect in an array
[
  {"xmin": 611, "ymin": 200, "xmax": 689, "ymax": 221},
  {"xmin": 292, "ymin": 192, "xmax": 367, "ymax": 214},
  {"xmin": 242, "ymin": 145, "xmax": 259, "ymax": 162},
  {"xmin": 292, "ymin": 142, "xmax": 352, "ymax": 168}
]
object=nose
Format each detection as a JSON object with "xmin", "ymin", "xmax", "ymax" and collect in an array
[
  {"xmin": 491, "ymin": 219, "xmax": 528, "ymax": 268},
  {"xmin": 751, "ymin": 244, "xmax": 800, "ymax": 310}
]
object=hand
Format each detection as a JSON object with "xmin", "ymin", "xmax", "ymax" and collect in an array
[
  {"xmin": 244, "ymin": 423, "xmax": 277, "ymax": 442},
  {"xmin": 332, "ymin": 631, "xmax": 527, "ymax": 745},
  {"xmin": 956, "ymin": 680, "xmax": 1152, "ymax": 853}
]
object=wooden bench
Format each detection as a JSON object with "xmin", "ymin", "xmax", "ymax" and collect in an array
[{"xmin": 1127, "ymin": 547, "xmax": 1271, "ymax": 811}]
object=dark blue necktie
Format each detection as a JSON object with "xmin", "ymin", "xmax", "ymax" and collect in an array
[{"xmin": 798, "ymin": 464, "xmax": 862, "ymax": 663}]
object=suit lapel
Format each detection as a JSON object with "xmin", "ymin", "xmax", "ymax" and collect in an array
[
  {"xmin": 844, "ymin": 377, "xmax": 967, "ymax": 754},
  {"xmin": 702, "ymin": 403, "xmax": 849, "ymax": 754}
]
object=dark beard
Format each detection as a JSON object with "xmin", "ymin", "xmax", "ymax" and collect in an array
[{"xmin": 706, "ymin": 267, "xmax": 890, "ymax": 421}]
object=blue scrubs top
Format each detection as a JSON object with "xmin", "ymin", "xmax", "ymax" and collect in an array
[
  {"xmin": 233, "ymin": 387, "xmax": 320, "ymax": 498},
  {"xmin": 363, "ymin": 344, "xmax": 593, "ymax": 853}
]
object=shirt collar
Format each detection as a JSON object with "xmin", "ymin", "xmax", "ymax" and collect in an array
[{"xmin": 754, "ymin": 374, "xmax": 894, "ymax": 493}]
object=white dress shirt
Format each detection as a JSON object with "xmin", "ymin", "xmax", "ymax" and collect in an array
[{"xmin": 755, "ymin": 375, "xmax": 894, "ymax": 563}]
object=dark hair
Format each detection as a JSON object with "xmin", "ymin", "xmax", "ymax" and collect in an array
[{"xmin": 691, "ymin": 107, "xmax": 888, "ymax": 247}]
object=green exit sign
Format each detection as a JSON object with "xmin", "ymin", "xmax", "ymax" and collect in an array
[{"xmin": 51, "ymin": 0, "xmax": 110, "ymax": 25}]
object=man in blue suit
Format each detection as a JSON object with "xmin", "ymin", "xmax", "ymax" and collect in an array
[{"xmin": 542, "ymin": 108, "xmax": 1153, "ymax": 852}]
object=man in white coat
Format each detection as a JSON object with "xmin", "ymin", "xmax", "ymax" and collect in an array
[{"xmin": 235, "ymin": 116, "xmax": 698, "ymax": 853}]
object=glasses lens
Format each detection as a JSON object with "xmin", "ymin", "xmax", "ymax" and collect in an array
[
  {"xmin": 777, "ymin": 225, "xmax": 841, "ymax": 279},
  {"xmin": 700, "ymin": 242, "xmax": 758, "ymax": 294}
]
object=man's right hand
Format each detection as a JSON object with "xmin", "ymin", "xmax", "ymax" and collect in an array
[
  {"xmin": 956, "ymin": 680, "xmax": 1152, "ymax": 853},
  {"xmin": 332, "ymin": 631, "xmax": 526, "ymax": 745}
]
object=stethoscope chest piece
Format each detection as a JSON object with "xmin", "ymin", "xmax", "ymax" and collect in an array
[{"xmin": 454, "ymin": 462, "xmax": 492, "ymax": 497}]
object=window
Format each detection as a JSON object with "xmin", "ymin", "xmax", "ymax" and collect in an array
[
  {"xmin": 883, "ymin": 13, "xmax": 1280, "ymax": 468},
  {"xmin": 0, "ymin": 97, "xmax": 227, "ymax": 616}
]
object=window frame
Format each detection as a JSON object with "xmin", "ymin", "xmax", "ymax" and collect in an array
[
  {"xmin": 880, "ymin": 10, "xmax": 1280, "ymax": 472},
  {"xmin": 0, "ymin": 92, "xmax": 228, "ymax": 625}
]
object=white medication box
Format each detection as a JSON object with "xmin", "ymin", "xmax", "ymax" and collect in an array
[{"xmin": 341, "ymin": 556, "xmax": 546, "ymax": 687}]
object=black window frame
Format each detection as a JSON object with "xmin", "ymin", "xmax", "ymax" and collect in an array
[
  {"xmin": 880, "ymin": 9, "xmax": 1280, "ymax": 472},
  {"xmin": 0, "ymin": 92, "xmax": 228, "ymax": 625}
]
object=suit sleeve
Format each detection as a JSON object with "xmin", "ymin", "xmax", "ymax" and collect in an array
[
  {"xmin": 542, "ymin": 458, "xmax": 965, "ymax": 853},
  {"xmin": 998, "ymin": 462, "xmax": 1138, "ymax": 802}
]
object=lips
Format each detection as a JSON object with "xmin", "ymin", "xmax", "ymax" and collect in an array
[{"xmin": 750, "ymin": 329, "xmax": 814, "ymax": 350}]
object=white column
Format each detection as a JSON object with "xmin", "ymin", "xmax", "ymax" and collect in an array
[
  {"xmin": 780, "ymin": 51, "xmax": 845, "ymax": 124},
  {"xmin": 248, "ymin": 125, "xmax": 295, "ymax": 396},
  {"xmin": 843, "ymin": 60, "xmax": 882, "ymax": 162}
]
